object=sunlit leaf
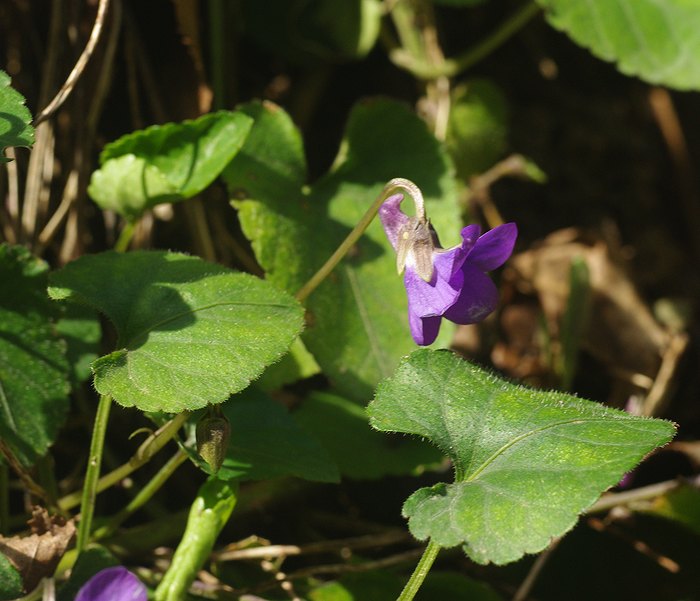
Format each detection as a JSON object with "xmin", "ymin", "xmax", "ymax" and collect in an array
[
  {"xmin": 368, "ymin": 349, "xmax": 676, "ymax": 564},
  {"xmin": 538, "ymin": 0, "xmax": 700, "ymax": 90},
  {"xmin": 0, "ymin": 70, "xmax": 34, "ymax": 162},
  {"xmin": 48, "ymin": 251, "xmax": 304, "ymax": 412},
  {"xmin": 88, "ymin": 111, "xmax": 252, "ymax": 220}
]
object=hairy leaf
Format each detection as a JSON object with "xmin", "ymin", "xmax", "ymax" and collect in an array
[
  {"xmin": 369, "ymin": 349, "xmax": 676, "ymax": 564},
  {"xmin": 89, "ymin": 111, "xmax": 252, "ymax": 220},
  {"xmin": 48, "ymin": 251, "xmax": 304, "ymax": 412},
  {"xmin": 538, "ymin": 0, "xmax": 700, "ymax": 90},
  {"xmin": 0, "ymin": 70, "xmax": 34, "ymax": 161}
]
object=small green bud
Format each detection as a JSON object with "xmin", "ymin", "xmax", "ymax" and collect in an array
[{"xmin": 196, "ymin": 412, "xmax": 230, "ymax": 473}]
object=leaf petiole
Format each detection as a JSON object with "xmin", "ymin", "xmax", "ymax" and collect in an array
[
  {"xmin": 75, "ymin": 393, "xmax": 112, "ymax": 553},
  {"xmin": 397, "ymin": 539, "xmax": 441, "ymax": 601}
]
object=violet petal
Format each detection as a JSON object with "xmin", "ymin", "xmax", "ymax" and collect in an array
[
  {"xmin": 404, "ymin": 263, "xmax": 463, "ymax": 317},
  {"xmin": 76, "ymin": 566, "xmax": 147, "ymax": 601},
  {"xmin": 408, "ymin": 310, "xmax": 442, "ymax": 345},
  {"xmin": 378, "ymin": 194, "xmax": 410, "ymax": 251},
  {"xmin": 442, "ymin": 264, "xmax": 499, "ymax": 324},
  {"xmin": 466, "ymin": 222, "xmax": 518, "ymax": 271}
]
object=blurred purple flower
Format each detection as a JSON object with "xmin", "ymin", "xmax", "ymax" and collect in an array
[
  {"xmin": 379, "ymin": 192, "xmax": 517, "ymax": 345},
  {"xmin": 76, "ymin": 566, "xmax": 147, "ymax": 601}
]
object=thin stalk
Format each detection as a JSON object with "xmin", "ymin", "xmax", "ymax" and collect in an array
[
  {"xmin": 391, "ymin": 1, "xmax": 540, "ymax": 79},
  {"xmin": 94, "ymin": 448, "xmax": 188, "ymax": 540},
  {"xmin": 397, "ymin": 539, "xmax": 441, "ymax": 601},
  {"xmin": 114, "ymin": 220, "xmax": 136, "ymax": 252},
  {"xmin": 76, "ymin": 393, "xmax": 112, "ymax": 553},
  {"xmin": 295, "ymin": 178, "xmax": 422, "ymax": 303},
  {"xmin": 58, "ymin": 411, "xmax": 190, "ymax": 511}
]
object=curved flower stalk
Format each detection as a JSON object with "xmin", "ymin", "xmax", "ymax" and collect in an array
[
  {"xmin": 379, "ymin": 184, "xmax": 517, "ymax": 345},
  {"xmin": 75, "ymin": 566, "xmax": 147, "ymax": 601}
]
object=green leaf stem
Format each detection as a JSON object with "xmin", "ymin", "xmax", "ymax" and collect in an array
[{"xmin": 225, "ymin": 99, "xmax": 459, "ymax": 402}]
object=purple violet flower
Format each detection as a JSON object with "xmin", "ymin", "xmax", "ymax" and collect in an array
[
  {"xmin": 379, "ymin": 189, "xmax": 517, "ymax": 346},
  {"xmin": 75, "ymin": 566, "xmax": 147, "ymax": 601}
]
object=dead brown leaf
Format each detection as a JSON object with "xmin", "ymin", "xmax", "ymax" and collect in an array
[
  {"xmin": 499, "ymin": 227, "xmax": 671, "ymax": 392},
  {"xmin": 0, "ymin": 507, "xmax": 76, "ymax": 593}
]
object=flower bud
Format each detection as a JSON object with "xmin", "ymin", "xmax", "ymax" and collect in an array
[{"xmin": 196, "ymin": 412, "xmax": 230, "ymax": 473}]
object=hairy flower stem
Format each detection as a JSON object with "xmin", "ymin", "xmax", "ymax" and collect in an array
[
  {"xmin": 397, "ymin": 539, "xmax": 441, "ymax": 601},
  {"xmin": 76, "ymin": 393, "xmax": 112, "ymax": 553},
  {"xmin": 60, "ymin": 411, "xmax": 190, "ymax": 511},
  {"xmin": 93, "ymin": 449, "xmax": 188, "ymax": 541},
  {"xmin": 295, "ymin": 178, "xmax": 424, "ymax": 303}
]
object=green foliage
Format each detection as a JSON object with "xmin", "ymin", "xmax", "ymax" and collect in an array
[
  {"xmin": 184, "ymin": 388, "xmax": 339, "ymax": 482},
  {"xmin": 368, "ymin": 349, "xmax": 676, "ymax": 565},
  {"xmin": 0, "ymin": 70, "xmax": 34, "ymax": 161},
  {"xmin": 431, "ymin": 0, "xmax": 489, "ymax": 9},
  {"xmin": 242, "ymin": 0, "xmax": 382, "ymax": 63},
  {"xmin": 294, "ymin": 392, "xmax": 442, "ymax": 479},
  {"xmin": 0, "ymin": 553, "xmax": 23, "ymax": 601},
  {"xmin": 537, "ymin": 0, "xmax": 700, "ymax": 90},
  {"xmin": 48, "ymin": 251, "xmax": 304, "ymax": 412},
  {"xmin": 225, "ymin": 99, "xmax": 459, "ymax": 402},
  {"xmin": 88, "ymin": 111, "xmax": 252, "ymax": 220},
  {"xmin": 155, "ymin": 478, "xmax": 238, "ymax": 601},
  {"xmin": 307, "ymin": 570, "xmax": 502, "ymax": 601},
  {"xmin": 256, "ymin": 338, "xmax": 320, "ymax": 391},
  {"xmin": 446, "ymin": 79, "xmax": 508, "ymax": 180},
  {"xmin": 55, "ymin": 304, "xmax": 101, "ymax": 385},
  {"xmin": 0, "ymin": 244, "xmax": 70, "ymax": 466},
  {"xmin": 646, "ymin": 485, "xmax": 700, "ymax": 536}
]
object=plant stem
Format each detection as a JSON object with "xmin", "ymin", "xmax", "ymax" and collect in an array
[
  {"xmin": 94, "ymin": 448, "xmax": 188, "ymax": 540},
  {"xmin": 295, "ymin": 178, "xmax": 423, "ymax": 303},
  {"xmin": 397, "ymin": 539, "xmax": 441, "ymax": 601},
  {"xmin": 76, "ymin": 393, "xmax": 112, "ymax": 553},
  {"xmin": 390, "ymin": 1, "xmax": 540, "ymax": 79},
  {"xmin": 59, "ymin": 411, "xmax": 190, "ymax": 511},
  {"xmin": 114, "ymin": 220, "xmax": 136, "ymax": 252}
]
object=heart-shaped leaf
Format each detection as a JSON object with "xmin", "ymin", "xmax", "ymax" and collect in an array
[
  {"xmin": 224, "ymin": 99, "xmax": 460, "ymax": 402},
  {"xmin": 538, "ymin": 0, "xmax": 700, "ymax": 90},
  {"xmin": 0, "ymin": 245, "xmax": 70, "ymax": 466},
  {"xmin": 368, "ymin": 349, "xmax": 676, "ymax": 565},
  {"xmin": 48, "ymin": 251, "xmax": 304, "ymax": 412},
  {"xmin": 88, "ymin": 111, "xmax": 252, "ymax": 220},
  {"xmin": 0, "ymin": 70, "xmax": 34, "ymax": 161},
  {"xmin": 184, "ymin": 388, "xmax": 339, "ymax": 482}
]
